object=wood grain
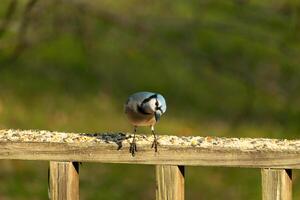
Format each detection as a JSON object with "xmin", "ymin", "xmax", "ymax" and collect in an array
[
  {"xmin": 156, "ymin": 165, "xmax": 184, "ymax": 200},
  {"xmin": 261, "ymin": 169, "xmax": 292, "ymax": 200},
  {"xmin": 49, "ymin": 161, "xmax": 79, "ymax": 200},
  {"xmin": 1, "ymin": 141, "xmax": 300, "ymax": 168},
  {"xmin": 1, "ymin": 129, "xmax": 300, "ymax": 168}
]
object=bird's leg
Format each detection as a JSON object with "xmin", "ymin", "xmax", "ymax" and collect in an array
[
  {"xmin": 129, "ymin": 126, "xmax": 137, "ymax": 156},
  {"xmin": 151, "ymin": 125, "xmax": 158, "ymax": 152}
]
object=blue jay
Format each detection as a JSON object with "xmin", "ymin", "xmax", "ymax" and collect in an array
[{"xmin": 125, "ymin": 92, "xmax": 167, "ymax": 156}]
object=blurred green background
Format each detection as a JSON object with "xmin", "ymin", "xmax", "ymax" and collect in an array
[{"xmin": 0, "ymin": 0, "xmax": 300, "ymax": 199}]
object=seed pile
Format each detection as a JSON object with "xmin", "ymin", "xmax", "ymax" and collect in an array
[{"xmin": 0, "ymin": 129, "xmax": 300, "ymax": 152}]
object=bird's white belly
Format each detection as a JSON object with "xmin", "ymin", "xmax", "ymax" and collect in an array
[{"xmin": 125, "ymin": 108, "xmax": 156, "ymax": 126}]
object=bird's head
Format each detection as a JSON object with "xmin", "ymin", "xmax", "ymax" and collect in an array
[{"xmin": 141, "ymin": 94, "xmax": 167, "ymax": 122}]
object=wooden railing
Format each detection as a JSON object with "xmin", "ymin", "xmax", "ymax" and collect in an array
[{"xmin": 0, "ymin": 129, "xmax": 299, "ymax": 200}]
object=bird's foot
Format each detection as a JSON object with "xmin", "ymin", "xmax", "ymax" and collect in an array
[
  {"xmin": 151, "ymin": 139, "xmax": 158, "ymax": 152},
  {"xmin": 129, "ymin": 141, "xmax": 137, "ymax": 157}
]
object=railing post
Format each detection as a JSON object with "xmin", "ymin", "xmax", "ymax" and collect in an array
[
  {"xmin": 261, "ymin": 169, "xmax": 292, "ymax": 200},
  {"xmin": 156, "ymin": 165, "xmax": 185, "ymax": 200},
  {"xmin": 49, "ymin": 161, "xmax": 79, "ymax": 200}
]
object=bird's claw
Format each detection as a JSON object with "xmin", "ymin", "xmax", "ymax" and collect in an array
[
  {"xmin": 129, "ymin": 141, "xmax": 137, "ymax": 156},
  {"xmin": 151, "ymin": 139, "xmax": 158, "ymax": 152}
]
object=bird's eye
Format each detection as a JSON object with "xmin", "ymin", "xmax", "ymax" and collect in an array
[{"xmin": 155, "ymin": 101, "xmax": 159, "ymax": 106}]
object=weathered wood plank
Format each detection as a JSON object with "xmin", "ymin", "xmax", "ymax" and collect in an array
[
  {"xmin": 1, "ymin": 129, "xmax": 300, "ymax": 168},
  {"xmin": 261, "ymin": 169, "xmax": 292, "ymax": 200},
  {"xmin": 49, "ymin": 161, "xmax": 79, "ymax": 200},
  {"xmin": 156, "ymin": 165, "xmax": 184, "ymax": 200}
]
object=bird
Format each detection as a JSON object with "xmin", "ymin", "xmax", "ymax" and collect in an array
[{"xmin": 124, "ymin": 91, "xmax": 167, "ymax": 156}]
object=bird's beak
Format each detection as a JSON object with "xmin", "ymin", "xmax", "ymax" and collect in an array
[{"xmin": 155, "ymin": 110, "xmax": 161, "ymax": 122}]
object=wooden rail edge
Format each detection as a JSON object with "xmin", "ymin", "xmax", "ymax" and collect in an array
[{"xmin": 1, "ymin": 129, "xmax": 300, "ymax": 168}]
